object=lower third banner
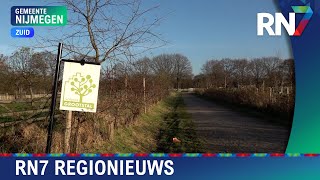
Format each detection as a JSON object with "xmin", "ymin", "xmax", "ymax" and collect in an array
[{"xmin": 0, "ymin": 153, "xmax": 320, "ymax": 180}]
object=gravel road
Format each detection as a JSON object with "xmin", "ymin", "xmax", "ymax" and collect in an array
[{"xmin": 182, "ymin": 93, "xmax": 290, "ymax": 153}]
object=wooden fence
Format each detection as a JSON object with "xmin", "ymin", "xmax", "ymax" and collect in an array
[{"xmin": 0, "ymin": 93, "xmax": 49, "ymax": 102}]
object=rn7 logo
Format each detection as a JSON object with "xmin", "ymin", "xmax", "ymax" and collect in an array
[{"xmin": 257, "ymin": 6, "xmax": 313, "ymax": 36}]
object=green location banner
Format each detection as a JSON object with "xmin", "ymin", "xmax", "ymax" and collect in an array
[{"xmin": 11, "ymin": 6, "xmax": 67, "ymax": 26}]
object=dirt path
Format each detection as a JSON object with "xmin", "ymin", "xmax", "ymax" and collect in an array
[{"xmin": 182, "ymin": 93, "xmax": 290, "ymax": 153}]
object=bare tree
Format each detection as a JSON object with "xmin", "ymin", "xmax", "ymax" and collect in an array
[
  {"xmin": 280, "ymin": 59, "xmax": 295, "ymax": 87},
  {"xmin": 5, "ymin": 48, "xmax": 54, "ymax": 104},
  {"xmin": 248, "ymin": 58, "xmax": 267, "ymax": 87},
  {"xmin": 221, "ymin": 59, "xmax": 234, "ymax": 88},
  {"xmin": 201, "ymin": 60, "xmax": 225, "ymax": 88},
  {"xmin": 150, "ymin": 54, "xmax": 174, "ymax": 76},
  {"xmin": 172, "ymin": 54, "xmax": 192, "ymax": 89},
  {"xmin": 132, "ymin": 57, "xmax": 151, "ymax": 76},
  {"xmin": 0, "ymin": 54, "xmax": 10, "ymax": 93},
  {"xmin": 37, "ymin": 0, "xmax": 164, "ymax": 64},
  {"xmin": 150, "ymin": 53, "xmax": 193, "ymax": 89},
  {"xmin": 261, "ymin": 57, "xmax": 282, "ymax": 87},
  {"xmin": 232, "ymin": 59, "xmax": 248, "ymax": 87},
  {"xmin": 8, "ymin": 48, "xmax": 35, "ymax": 100},
  {"xmin": 35, "ymin": 51, "xmax": 56, "ymax": 77}
]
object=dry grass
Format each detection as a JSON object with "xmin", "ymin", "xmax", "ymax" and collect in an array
[
  {"xmin": 94, "ymin": 100, "xmax": 169, "ymax": 153},
  {"xmin": 0, "ymin": 94, "xmax": 171, "ymax": 153}
]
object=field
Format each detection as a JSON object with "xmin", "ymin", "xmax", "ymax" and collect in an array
[{"xmin": 0, "ymin": 97, "xmax": 52, "ymax": 126}]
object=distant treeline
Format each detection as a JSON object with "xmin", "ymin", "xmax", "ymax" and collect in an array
[
  {"xmin": 194, "ymin": 57, "xmax": 294, "ymax": 89},
  {"xmin": 0, "ymin": 47, "xmax": 193, "ymax": 96},
  {"xmin": 0, "ymin": 48, "xmax": 56, "ymax": 95},
  {"xmin": 0, "ymin": 48, "xmax": 294, "ymax": 96}
]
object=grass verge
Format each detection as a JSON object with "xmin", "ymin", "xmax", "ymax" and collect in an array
[{"xmin": 98, "ymin": 93, "xmax": 204, "ymax": 153}]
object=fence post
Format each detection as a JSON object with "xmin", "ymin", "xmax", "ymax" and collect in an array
[{"xmin": 143, "ymin": 77, "xmax": 146, "ymax": 114}]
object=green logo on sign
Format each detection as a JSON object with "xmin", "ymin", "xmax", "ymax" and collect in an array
[
  {"xmin": 63, "ymin": 73, "xmax": 96, "ymax": 109},
  {"xmin": 70, "ymin": 74, "xmax": 96, "ymax": 103}
]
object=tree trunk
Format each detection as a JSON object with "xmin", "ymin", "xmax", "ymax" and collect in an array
[{"xmin": 79, "ymin": 95, "xmax": 83, "ymax": 103}]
